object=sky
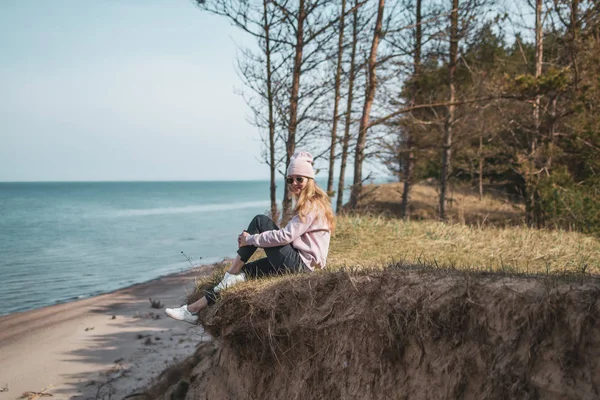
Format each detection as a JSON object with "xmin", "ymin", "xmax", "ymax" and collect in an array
[{"xmin": 0, "ymin": 0, "xmax": 271, "ymax": 181}]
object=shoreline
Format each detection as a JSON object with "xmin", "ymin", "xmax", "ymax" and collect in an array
[
  {"xmin": 1, "ymin": 263, "xmax": 220, "ymax": 320},
  {"xmin": 0, "ymin": 263, "xmax": 217, "ymax": 399}
]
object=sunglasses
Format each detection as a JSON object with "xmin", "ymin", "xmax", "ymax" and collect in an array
[{"xmin": 286, "ymin": 177, "xmax": 306, "ymax": 185}]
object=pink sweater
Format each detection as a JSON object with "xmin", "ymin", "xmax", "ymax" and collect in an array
[{"xmin": 245, "ymin": 211, "xmax": 331, "ymax": 271}]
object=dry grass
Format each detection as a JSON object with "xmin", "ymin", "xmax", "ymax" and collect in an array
[
  {"xmin": 328, "ymin": 214, "xmax": 600, "ymax": 274},
  {"xmin": 189, "ymin": 181, "xmax": 598, "ymax": 298},
  {"xmin": 356, "ymin": 181, "xmax": 524, "ymax": 226},
  {"xmin": 328, "ymin": 181, "xmax": 598, "ymax": 274}
]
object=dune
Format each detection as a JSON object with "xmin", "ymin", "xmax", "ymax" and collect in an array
[{"xmin": 147, "ymin": 265, "xmax": 600, "ymax": 400}]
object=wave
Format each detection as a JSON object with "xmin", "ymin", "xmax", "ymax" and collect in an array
[{"xmin": 114, "ymin": 200, "xmax": 269, "ymax": 217}]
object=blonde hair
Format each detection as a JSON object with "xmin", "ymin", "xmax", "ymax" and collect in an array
[{"xmin": 293, "ymin": 178, "xmax": 335, "ymax": 233}]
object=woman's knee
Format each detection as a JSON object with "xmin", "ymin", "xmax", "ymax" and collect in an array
[
  {"xmin": 250, "ymin": 214, "xmax": 275, "ymax": 229},
  {"xmin": 252, "ymin": 214, "xmax": 271, "ymax": 223}
]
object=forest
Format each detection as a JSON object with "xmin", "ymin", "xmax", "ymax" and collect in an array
[{"xmin": 194, "ymin": 0, "xmax": 600, "ymax": 236}]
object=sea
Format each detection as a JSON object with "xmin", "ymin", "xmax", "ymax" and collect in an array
[{"xmin": 0, "ymin": 179, "xmax": 360, "ymax": 316}]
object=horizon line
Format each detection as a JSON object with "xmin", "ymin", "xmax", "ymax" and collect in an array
[{"xmin": 0, "ymin": 176, "xmax": 386, "ymax": 184}]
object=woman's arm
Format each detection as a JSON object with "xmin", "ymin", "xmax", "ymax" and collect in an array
[{"xmin": 245, "ymin": 213, "xmax": 314, "ymax": 247}]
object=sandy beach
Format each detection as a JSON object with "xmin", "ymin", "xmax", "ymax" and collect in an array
[{"xmin": 0, "ymin": 265, "xmax": 214, "ymax": 400}]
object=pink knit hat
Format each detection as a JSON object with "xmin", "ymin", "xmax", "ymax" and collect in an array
[{"xmin": 286, "ymin": 151, "xmax": 315, "ymax": 179}]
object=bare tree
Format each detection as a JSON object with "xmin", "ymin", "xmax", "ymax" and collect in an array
[
  {"xmin": 336, "ymin": 0, "xmax": 361, "ymax": 213},
  {"xmin": 349, "ymin": 0, "xmax": 386, "ymax": 209},
  {"xmin": 400, "ymin": 0, "xmax": 422, "ymax": 218},
  {"xmin": 523, "ymin": 0, "xmax": 544, "ymax": 226},
  {"xmin": 263, "ymin": 0, "xmax": 278, "ymax": 221},
  {"xmin": 196, "ymin": 0, "xmax": 352, "ymax": 222},
  {"xmin": 280, "ymin": 0, "xmax": 308, "ymax": 221},
  {"xmin": 327, "ymin": 0, "xmax": 348, "ymax": 197},
  {"xmin": 439, "ymin": 0, "xmax": 459, "ymax": 220},
  {"xmin": 194, "ymin": 0, "xmax": 285, "ymax": 220},
  {"xmin": 272, "ymin": 0, "xmax": 363, "ymax": 222}
]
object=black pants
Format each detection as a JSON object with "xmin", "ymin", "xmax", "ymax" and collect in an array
[{"xmin": 205, "ymin": 215, "xmax": 304, "ymax": 305}]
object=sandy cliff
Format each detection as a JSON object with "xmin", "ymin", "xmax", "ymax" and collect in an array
[{"xmin": 148, "ymin": 265, "xmax": 600, "ymax": 399}]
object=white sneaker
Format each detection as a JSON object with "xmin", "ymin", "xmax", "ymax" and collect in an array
[
  {"xmin": 165, "ymin": 304, "xmax": 198, "ymax": 324},
  {"xmin": 214, "ymin": 272, "xmax": 246, "ymax": 293}
]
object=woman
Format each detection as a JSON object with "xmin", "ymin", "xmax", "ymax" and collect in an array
[{"xmin": 165, "ymin": 151, "xmax": 335, "ymax": 324}]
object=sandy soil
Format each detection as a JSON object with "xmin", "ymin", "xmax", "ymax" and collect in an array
[
  {"xmin": 182, "ymin": 268, "xmax": 600, "ymax": 400},
  {"xmin": 0, "ymin": 265, "xmax": 213, "ymax": 400}
]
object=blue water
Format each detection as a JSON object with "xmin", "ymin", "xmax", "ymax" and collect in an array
[{"xmin": 0, "ymin": 179, "xmax": 360, "ymax": 316}]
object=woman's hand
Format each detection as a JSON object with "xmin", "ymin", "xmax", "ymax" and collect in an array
[{"xmin": 238, "ymin": 231, "xmax": 250, "ymax": 247}]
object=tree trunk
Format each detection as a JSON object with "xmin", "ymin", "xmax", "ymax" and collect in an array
[
  {"xmin": 263, "ymin": 0, "xmax": 278, "ymax": 222},
  {"xmin": 527, "ymin": 0, "xmax": 543, "ymax": 227},
  {"xmin": 282, "ymin": 0, "xmax": 306, "ymax": 223},
  {"xmin": 327, "ymin": 0, "xmax": 347, "ymax": 198},
  {"xmin": 349, "ymin": 0, "xmax": 385, "ymax": 209},
  {"xmin": 400, "ymin": 0, "xmax": 422, "ymax": 219},
  {"xmin": 439, "ymin": 0, "xmax": 458, "ymax": 220},
  {"xmin": 336, "ymin": 0, "xmax": 359, "ymax": 214},
  {"xmin": 478, "ymin": 134, "xmax": 483, "ymax": 201},
  {"xmin": 570, "ymin": 0, "xmax": 580, "ymax": 88}
]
